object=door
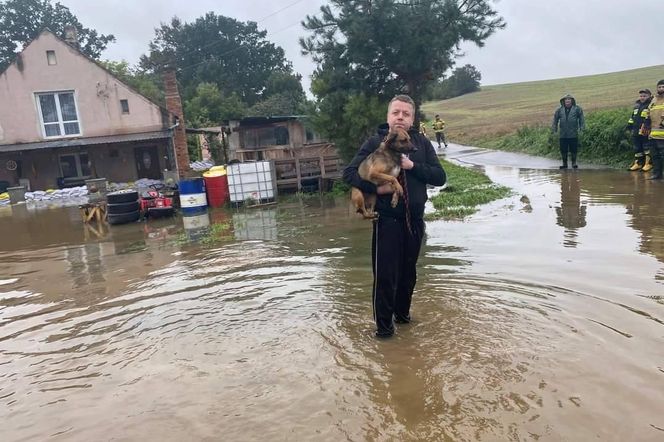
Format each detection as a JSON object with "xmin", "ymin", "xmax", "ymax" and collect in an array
[{"xmin": 134, "ymin": 146, "xmax": 161, "ymax": 179}]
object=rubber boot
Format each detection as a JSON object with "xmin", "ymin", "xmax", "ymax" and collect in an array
[
  {"xmin": 559, "ymin": 154, "xmax": 568, "ymax": 169},
  {"xmin": 628, "ymin": 154, "xmax": 644, "ymax": 171},
  {"xmin": 648, "ymin": 154, "xmax": 663, "ymax": 180},
  {"xmin": 642, "ymin": 152, "xmax": 653, "ymax": 172}
]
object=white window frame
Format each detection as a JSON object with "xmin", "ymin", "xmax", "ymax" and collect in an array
[{"xmin": 35, "ymin": 90, "xmax": 82, "ymax": 139}]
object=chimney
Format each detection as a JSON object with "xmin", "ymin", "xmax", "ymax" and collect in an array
[
  {"xmin": 64, "ymin": 25, "xmax": 79, "ymax": 47},
  {"xmin": 163, "ymin": 68, "xmax": 190, "ymax": 177}
]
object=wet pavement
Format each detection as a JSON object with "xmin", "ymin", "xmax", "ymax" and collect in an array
[{"xmin": 1, "ymin": 145, "xmax": 663, "ymax": 441}]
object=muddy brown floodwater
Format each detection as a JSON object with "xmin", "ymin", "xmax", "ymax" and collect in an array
[{"xmin": 1, "ymin": 145, "xmax": 663, "ymax": 441}]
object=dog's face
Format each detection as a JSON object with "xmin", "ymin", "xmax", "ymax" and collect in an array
[{"xmin": 384, "ymin": 128, "xmax": 415, "ymax": 154}]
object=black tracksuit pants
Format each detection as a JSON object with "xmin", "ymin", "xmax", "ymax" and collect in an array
[{"xmin": 371, "ymin": 215, "xmax": 425, "ymax": 336}]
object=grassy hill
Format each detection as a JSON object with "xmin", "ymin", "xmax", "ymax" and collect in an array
[{"xmin": 421, "ymin": 64, "xmax": 664, "ymax": 144}]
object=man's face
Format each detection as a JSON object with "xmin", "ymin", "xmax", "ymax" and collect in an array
[
  {"xmin": 639, "ymin": 92, "xmax": 650, "ymax": 102},
  {"xmin": 658, "ymin": 85, "xmax": 664, "ymax": 95},
  {"xmin": 387, "ymin": 100, "xmax": 414, "ymax": 131},
  {"xmin": 564, "ymin": 98, "xmax": 573, "ymax": 107}
]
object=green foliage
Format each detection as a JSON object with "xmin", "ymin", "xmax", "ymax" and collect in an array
[
  {"xmin": 100, "ymin": 60, "xmax": 163, "ymax": 105},
  {"xmin": 328, "ymin": 180, "xmax": 350, "ymax": 197},
  {"xmin": 186, "ymin": 134, "xmax": 202, "ymax": 162},
  {"xmin": 425, "ymin": 64, "xmax": 482, "ymax": 100},
  {"xmin": 206, "ymin": 134, "xmax": 227, "ymax": 164},
  {"xmin": 302, "ymin": 1, "xmax": 504, "ymax": 109},
  {"xmin": 421, "ymin": 64, "xmax": 664, "ymax": 145},
  {"xmin": 247, "ymin": 92, "xmax": 305, "ymax": 117},
  {"xmin": 0, "ymin": 0, "xmax": 115, "ymax": 72},
  {"xmin": 184, "ymin": 82, "xmax": 246, "ymax": 127},
  {"xmin": 309, "ymin": 92, "xmax": 387, "ymax": 162},
  {"xmin": 486, "ymin": 108, "xmax": 633, "ymax": 167},
  {"xmin": 302, "ymin": 1, "xmax": 503, "ymax": 158},
  {"xmin": 428, "ymin": 160, "xmax": 512, "ymax": 220},
  {"xmin": 140, "ymin": 12, "xmax": 304, "ymax": 111}
]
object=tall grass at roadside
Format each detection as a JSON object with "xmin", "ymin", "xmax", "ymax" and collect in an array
[
  {"xmin": 427, "ymin": 159, "xmax": 512, "ymax": 220},
  {"xmin": 479, "ymin": 108, "xmax": 633, "ymax": 167},
  {"xmin": 421, "ymin": 64, "xmax": 662, "ymax": 156}
]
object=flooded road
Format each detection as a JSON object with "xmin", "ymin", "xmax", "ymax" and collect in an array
[{"xmin": 1, "ymin": 147, "xmax": 663, "ymax": 441}]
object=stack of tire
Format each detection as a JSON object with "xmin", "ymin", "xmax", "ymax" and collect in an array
[{"xmin": 106, "ymin": 190, "xmax": 141, "ymax": 225}]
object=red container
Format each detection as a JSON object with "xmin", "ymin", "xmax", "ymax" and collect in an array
[{"xmin": 204, "ymin": 174, "xmax": 229, "ymax": 208}]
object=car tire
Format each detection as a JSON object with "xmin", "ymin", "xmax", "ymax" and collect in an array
[
  {"xmin": 107, "ymin": 190, "xmax": 139, "ymax": 204},
  {"xmin": 107, "ymin": 201, "xmax": 140, "ymax": 215},
  {"xmin": 107, "ymin": 209, "xmax": 141, "ymax": 225}
]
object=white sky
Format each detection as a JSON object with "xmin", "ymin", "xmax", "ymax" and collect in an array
[{"xmin": 62, "ymin": 0, "xmax": 663, "ymax": 92}]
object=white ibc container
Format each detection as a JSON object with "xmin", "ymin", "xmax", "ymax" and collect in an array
[{"xmin": 227, "ymin": 161, "xmax": 277, "ymax": 205}]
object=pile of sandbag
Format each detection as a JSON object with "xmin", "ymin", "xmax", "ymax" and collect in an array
[{"xmin": 190, "ymin": 159, "xmax": 215, "ymax": 171}]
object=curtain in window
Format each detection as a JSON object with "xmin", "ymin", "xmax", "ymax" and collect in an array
[
  {"xmin": 58, "ymin": 93, "xmax": 80, "ymax": 135},
  {"xmin": 39, "ymin": 95, "xmax": 61, "ymax": 136}
]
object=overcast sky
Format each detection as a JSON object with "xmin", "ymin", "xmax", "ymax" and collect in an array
[{"xmin": 63, "ymin": 0, "xmax": 662, "ymax": 92}]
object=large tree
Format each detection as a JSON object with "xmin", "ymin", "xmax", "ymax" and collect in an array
[
  {"xmin": 100, "ymin": 60, "xmax": 163, "ymax": 105},
  {"xmin": 300, "ymin": 0, "xmax": 504, "ymax": 159},
  {"xmin": 426, "ymin": 63, "xmax": 483, "ymax": 100},
  {"xmin": 0, "ymin": 0, "xmax": 115, "ymax": 72},
  {"xmin": 140, "ymin": 13, "xmax": 305, "ymax": 110}
]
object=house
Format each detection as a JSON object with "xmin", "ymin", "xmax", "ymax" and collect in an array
[
  {"xmin": 0, "ymin": 28, "xmax": 189, "ymax": 192},
  {"xmin": 219, "ymin": 116, "xmax": 342, "ymax": 192},
  {"xmin": 222, "ymin": 116, "xmax": 333, "ymax": 162}
]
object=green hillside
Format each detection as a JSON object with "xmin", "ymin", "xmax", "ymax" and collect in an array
[{"xmin": 421, "ymin": 64, "xmax": 664, "ymax": 143}]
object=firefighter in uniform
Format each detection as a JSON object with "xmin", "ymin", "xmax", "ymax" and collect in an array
[
  {"xmin": 626, "ymin": 89, "xmax": 652, "ymax": 171},
  {"xmin": 432, "ymin": 114, "xmax": 448, "ymax": 148},
  {"xmin": 419, "ymin": 121, "xmax": 427, "ymax": 136},
  {"xmin": 646, "ymin": 79, "xmax": 664, "ymax": 180}
]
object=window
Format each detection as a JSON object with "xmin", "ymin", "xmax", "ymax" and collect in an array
[
  {"xmin": 244, "ymin": 126, "xmax": 290, "ymax": 148},
  {"xmin": 59, "ymin": 152, "xmax": 90, "ymax": 178},
  {"xmin": 36, "ymin": 91, "xmax": 81, "ymax": 137},
  {"xmin": 120, "ymin": 99, "xmax": 129, "ymax": 114},
  {"xmin": 46, "ymin": 50, "xmax": 57, "ymax": 65}
]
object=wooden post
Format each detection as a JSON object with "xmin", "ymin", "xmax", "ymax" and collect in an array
[
  {"xmin": 295, "ymin": 158, "xmax": 302, "ymax": 191},
  {"xmin": 319, "ymin": 155, "xmax": 326, "ymax": 178}
]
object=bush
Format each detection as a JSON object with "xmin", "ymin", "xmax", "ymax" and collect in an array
[{"xmin": 483, "ymin": 108, "xmax": 633, "ymax": 167}]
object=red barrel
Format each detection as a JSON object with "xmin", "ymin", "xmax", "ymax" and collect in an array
[{"xmin": 204, "ymin": 174, "xmax": 229, "ymax": 208}]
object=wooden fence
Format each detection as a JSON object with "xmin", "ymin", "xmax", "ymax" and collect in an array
[{"xmin": 274, "ymin": 154, "xmax": 344, "ymax": 192}]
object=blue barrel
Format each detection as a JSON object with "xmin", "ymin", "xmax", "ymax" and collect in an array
[{"xmin": 178, "ymin": 178, "xmax": 208, "ymax": 215}]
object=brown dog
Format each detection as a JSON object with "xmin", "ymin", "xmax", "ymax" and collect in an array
[{"xmin": 351, "ymin": 128, "xmax": 414, "ymax": 219}]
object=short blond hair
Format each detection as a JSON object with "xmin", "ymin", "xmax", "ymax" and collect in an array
[{"xmin": 389, "ymin": 94, "xmax": 415, "ymax": 108}]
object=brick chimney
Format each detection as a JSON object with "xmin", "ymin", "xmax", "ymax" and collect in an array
[
  {"xmin": 64, "ymin": 25, "xmax": 79, "ymax": 47},
  {"xmin": 163, "ymin": 69, "xmax": 190, "ymax": 177}
]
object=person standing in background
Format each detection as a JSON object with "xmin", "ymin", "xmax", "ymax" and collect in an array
[
  {"xmin": 646, "ymin": 79, "xmax": 664, "ymax": 180},
  {"xmin": 551, "ymin": 94, "xmax": 585, "ymax": 169},
  {"xmin": 626, "ymin": 89, "xmax": 653, "ymax": 172},
  {"xmin": 432, "ymin": 114, "xmax": 448, "ymax": 149}
]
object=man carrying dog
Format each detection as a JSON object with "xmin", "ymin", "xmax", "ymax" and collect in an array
[{"xmin": 343, "ymin": 95, "xmax": 446, "ymax": 338}]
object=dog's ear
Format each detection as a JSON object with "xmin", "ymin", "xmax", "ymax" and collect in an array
[{"xmin": 385, "ymin": 130, "xmax": 398, "ymax": 143}]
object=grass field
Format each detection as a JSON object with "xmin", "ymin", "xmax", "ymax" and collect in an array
[{"xmin": 421, "ymin": 64, "xmax": 664, "ymax": 144}]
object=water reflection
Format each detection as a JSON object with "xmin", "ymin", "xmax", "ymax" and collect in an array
[
  {"xmin": 555, "ymin": 171, "xmax": 587, "ymax": 248},
  {"xmin": 1, "ymin": 170, "xmax": 664, "ymax": 440}
]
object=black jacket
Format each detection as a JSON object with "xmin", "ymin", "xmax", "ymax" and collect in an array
[
  {"xmin": 343, "ymin": 124, "xmax": 446, "ymax": 220},
  {"xmin": 628, "ymin": 98, "xmax": 652, "ymax": 136}
]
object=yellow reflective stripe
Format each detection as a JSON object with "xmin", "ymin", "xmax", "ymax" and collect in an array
[
  {"xmin": 632, "ymin": 109, "xmax": 639, "ymax": 115},
  {"xmin": 651, "ymin": 129, "xmax": 664, "ymax": 138},
  {"xmin": 650, "ymin": 104, "xmax": 664, "ymax": 110}
]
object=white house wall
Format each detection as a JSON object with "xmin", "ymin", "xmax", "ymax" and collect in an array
[{"xmin": 0, "ymin": 31, "xmax": 167, "ymax": 146}]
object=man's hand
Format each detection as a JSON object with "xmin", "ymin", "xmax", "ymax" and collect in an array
[
  {"xmin": 376, "ymin": 184, "xmax": 393, "ymax": 194},
  {"xmin": 401, "ymin": 154, "xmax": 414, "ymax": 170}
]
